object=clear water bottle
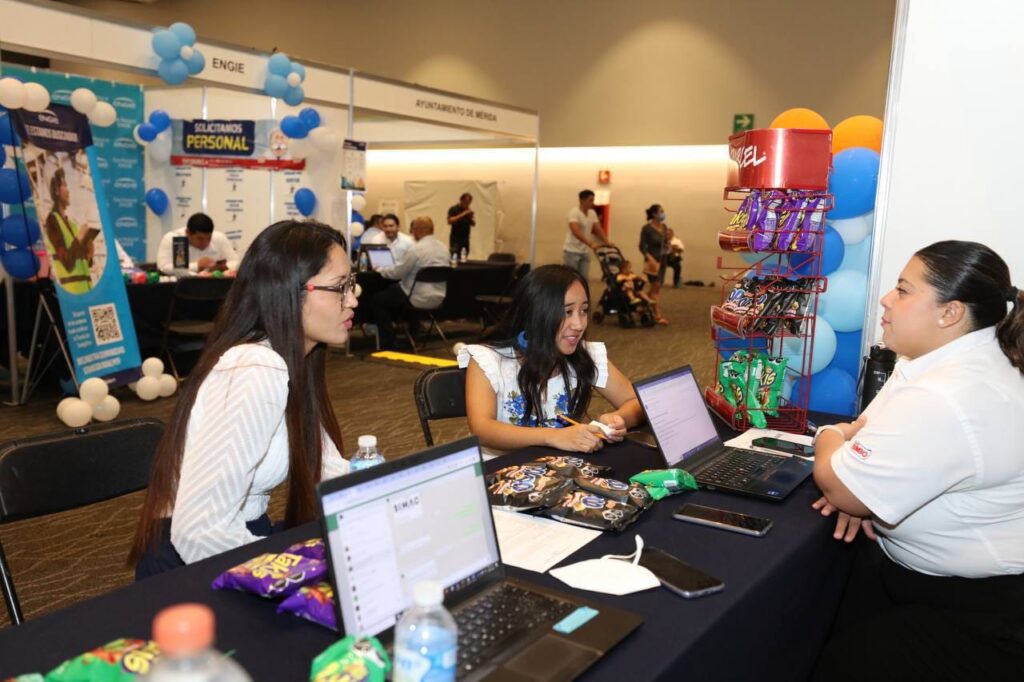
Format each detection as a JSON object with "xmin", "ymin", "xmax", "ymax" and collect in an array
[
  {"xmin": 460, "ymin": 247, "xmax": 468, "ymax": 263},
  {"xmin": 358, "ymin": 250, "xmax": 370, "ymax": 273},
  {"xmin": 148, "ymin": 603, "xmax": 252, "ymax": 681},
  {"xmin": 450, "ymin": 250, "xmax": 459, "ymax": 268},
  {"xmin": 351, "ymin": 434, "xmax": 385, "ymax": 471},
  {"xmin": 394, "ymin": 581, "xmax": 458, "ymax": 682}
]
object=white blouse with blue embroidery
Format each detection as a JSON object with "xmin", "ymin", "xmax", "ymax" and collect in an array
[{"xmin": 457, "ymin": 342, "xmax": 609, "ymax": 427}]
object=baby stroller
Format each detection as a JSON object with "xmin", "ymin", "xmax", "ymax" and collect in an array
[{"xmin": 592, "ymin": 245, "xmax": 657, "ymax": 328}]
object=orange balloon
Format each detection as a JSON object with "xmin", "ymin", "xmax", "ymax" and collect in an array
[
  {"xmin": 832, "ymin": 115, "xmax": 883, "ymax": 153},
  {"xmin": 769, "ymin": 107, "xmax": 830, "ymax": 130}
]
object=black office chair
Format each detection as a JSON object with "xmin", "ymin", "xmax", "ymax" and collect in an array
[
  {"xmin": 476, "ymin": 262, "xmax": 530, "ymax": 326},
  {"xmin": 0, "ymin": 418, "xmax": 164, "ymax": 625},
  {"xmin": 402, "ymin": 266, "xmax": 453, "ymax": 353},
  {"xmin": 413, "ymin": 366, "xmax": 467, "ymax": 446},
  {"xmin": 160, "ymin": 277, "xmax": 232, "ymax": 379}
]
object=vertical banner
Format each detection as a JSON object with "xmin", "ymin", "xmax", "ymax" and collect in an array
[
  {"xmin": 12, "ymin": 105, "xmax": 142, "ymax": 384},
  {"xmin": 340, "ymin": 139, "xmax": 367, "ymax": 190}
]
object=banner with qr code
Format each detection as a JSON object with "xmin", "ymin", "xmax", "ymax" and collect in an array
[{"xmin": 11, "ymin": 105, "xmax": 142, "ymax": 386}]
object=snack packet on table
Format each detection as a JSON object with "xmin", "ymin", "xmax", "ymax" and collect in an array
[
  {"xmin": 211, "ymin": 552, "xmax": 326, "ymax": 599},
  {"xmin": 543, "ymin": 490, "xmax": 639, "ymax": 532},
  {"xmin": 284, "ymin": 538, "xmax": 325, "ymax": 561},
  {"xmin": 629, "ymin": 469, "xmax": 698, "ymax": 501},
  {"xmin": 310, "ymin": 636, "xmax": 390, "ymax": 682},
  {"xmin": 532, "ymin": 455, "xmax": 613, "ymax": 479},
  {"xmin": 487, "ymin": 466, "xmax": 574, "ymax": 510},
  {"xmin": 277, "ymin": 581, "xmax": 337, "ymax": 631},
  {"xmin": 44, "ymin": 639, "xmax": 160, "ymax": 682}
]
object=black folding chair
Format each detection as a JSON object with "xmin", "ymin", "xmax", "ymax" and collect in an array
[
  {"xmin": 403, "ymin": 266, "xmax": 453, "ymax": 353},
  {"xmin": 160, "ymin": 277, "xmax": 232, "ymax": 379},
  {"xmin": 413, "ymin": 366, "xmax": 467, "ymax": 447},
  {"xmin": 476, "ymin": 262, "xmax": 530, "ymax": 326},
  {"xmin": 0, "ymin": 418, "xmax": 164, "ymax": 625}
]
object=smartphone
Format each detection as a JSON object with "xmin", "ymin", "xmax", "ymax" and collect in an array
[
  {"xmin": 636, "ymin": 547, "xmax": 724, "ymax": 599},
  {"xmin": 751, "ymin": 436, "xmax": 815, "ymax": 459},
  {"xmin": 673, "ymin": 503, "xmax": 773, "ymax": 537}
]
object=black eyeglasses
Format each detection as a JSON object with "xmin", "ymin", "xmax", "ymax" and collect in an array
[{"xmin": 303, "ymin": 276, "xmax": 357, "ymax": 298}]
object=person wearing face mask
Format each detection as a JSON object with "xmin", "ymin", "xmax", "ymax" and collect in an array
[
  {"xmin": 131, "ymin": 221, "xmax": 357, "ymax": 579},
  {"xmin": 811, "ymin": 241, "xmax": 1024, "ymax": 681},
  {"xmin": 459, "ymin": 264, "xmax": 644, "ymax": 456},
  {"xmin": 638, "ymin": 204, "xmax": 670, "ymax": 325}
]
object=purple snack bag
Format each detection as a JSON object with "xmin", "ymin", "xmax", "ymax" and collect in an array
[
  {"xmin": 793, "ymin": 197, "xmax": 822, "ymax": 252},
  {"xmin": 211, "ymin": 552, "xmax": 327, "ymax": 598},
  {"xmin": 284, "ymin": 538, "xmax": 325, "ymax": 561},
  {"xmin": 745, "ymin": 190, "xmax": 764, "ymax": 230},
  {"xmin": 774, "ymin": 200, "xmax": 803, "ymax": 252},
  {"xmin": 750, "ymin": 191, "xmax": 783, "ymax": 252},
  {"xmin": 277, "ymin": 581, "xmax": 337, "ymax": 630}
]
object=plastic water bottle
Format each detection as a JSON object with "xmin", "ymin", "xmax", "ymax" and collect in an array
[
  {"xmin": 450, "ymin": 251, "xmax": 459, "ymax": 268},
  {"xmin": 394, "ymin": 581, "xmax": 458, "ymax": 682},
  {"xmin": 460, "ymin": 247, "xmax": 468, "ymax": 263},
  {"xmin": 351, "ymin": 434, "xmax": 385, "ymax": 471},
  {"xmin": 358, "ymin": 250, "xmax": 370, "ymax": 273},
  {"xmin": 148, "ymin": 603, "xmax": 252, "ymax": 681}
]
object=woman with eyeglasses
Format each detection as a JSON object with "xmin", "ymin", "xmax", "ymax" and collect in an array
[{"xmin": 131, "ymin": 220, "xmax": 358, "ymax": 579}]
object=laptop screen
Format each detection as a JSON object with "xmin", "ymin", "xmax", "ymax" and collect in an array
[
  {"xmin": 321, "ymin": 445, "xmax": 500, "ymax": 637},
  {"xmin": 635, "ymin": 367, "xmax": 721, "ymax": 466},
  {"xmin": 365, "ymin": 246, "xmax": 395, "ymax": 269}
]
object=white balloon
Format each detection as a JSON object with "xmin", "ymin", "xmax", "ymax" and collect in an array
[
  {"xmin": 308, "ymin": 126, "xmax": 330, "ymax": 148},
  {"xmin": 141, "ymin": 357, "xmax": 165, "ymax": 377},
  {"xmin": 288, "ymin": 137, "xmax": 312, "ymax": 160},
  {"xmin": 286, "ymin": 72, "xmax": 301, "ymax": 87},
  {"xmin": 22, "ymin": 82, "xmax": 50, "ymax": 112},
  {"xmin": 158, "ymin": 373, "xmax": 178, "ymax": 397},
  {"xmin": 136, "ymin": 375, "xmax": 161, "ymax": 401},
  {"xmin": 350, "ymin": 222, "xmax": 364, "ymax": 238},
  {"xmin": 70, "ymin": 87, "xmax": 98, "ymax": 114},
  {"xmin": 311, "ymin": 129, "xmax": 338, "ymax": 153},
  {"xmin": 0, "ymin": 78, "xmax": 26, "ymax": 109},
  {"xmin": 92, "ymin": 395, "xmax": 121, "ymax": 422},
  {"xmin": 179, "ymin": 45, "xmax": 195, "ymax": 60},
  {"xmin": 57, "ymin": 397, "xmax": 78, "ymax": 422},
  {"xmin": 828, "ymin": 213, "xmax": 872, "ymax": 245},
  {"xmin": 60, "ymin": 398, "xmax": 93, "ymax": 427},
  {"xmin": 78, "ymin": 377, "xmax": 109, "ymax": 406},
  {"xmin": 87, "ymin": 101, "xmax": 117, "ymax": 127},
  {"xmin": 351, "ymin": 194, "xmax": 367, "ymax": 212},
  {"xmin": 149, "ymin": 132, "xmax": 172, "ymax": 163}
]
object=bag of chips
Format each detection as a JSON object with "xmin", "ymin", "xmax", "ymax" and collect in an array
[
  {"xmin": 310, "ymin": 636, "xmax": 391, "ymax": 682},
  {"xmin": 211, "ymin": 552, "xmax": 326, "ymax": 599},
  {"xmin": 277, "ymin": 581, "xmax": 337, "ymax": 631},
  {"xmin": 284, "ymin": 538, "xmax": 325, "ymax": 561},
  {"xmin": 531, "ymin": 456, "xmax": 612, "ymax": 479},
  {"xmin": 44, "ymin": 639, "xmax": 160, "ymax": 682},
  {"xmin": 487, "ymin": 467, "xmax": 574, "ymax": 510},
  {"xmin": 756, "ymin": 354, "xmax": 789, "ymax": 417},
  {"xmin": 628, "ymin": 468, "xmax": 698, "ymax": 501},
  {"xmin": 543, "ymin": 490, "xmax": 639, "ymax": 532},
  {"xmin": 573, "ymin": 476, "xmax": 633, "ymax": 504}
]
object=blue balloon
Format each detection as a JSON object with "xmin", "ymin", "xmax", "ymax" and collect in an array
[
  {"xmin": 137, "ymin": 123, "xmax": 158, "ymax": 142},
  {"xmin": 184, "ymin": 49, "xmax": 206, "ymax": 75},
  {"xmin": 294, "ymin": 188, "xmax": 317, "ymax": 217},
  {"xmin": 716, "ymin": 329, "xmax": 769, "ymax": 359},
  {"xmin": 1, "ymin": 214, "xmax": 41, "ymax": 249},
  {"xmin": 0, "ymin": 247, "xmax": 39, "ymax": 280},
  {"xmin": 268, "ymin": 53, "xmax": 292, "ymax": 77},
  {"xmin": 283, "ymin": 85, "xmax": 304, "ymax": 107},
  {"xmin": 0, "ymin": 109, "xmax": 13, "ymax": 146},
  {"xmin": 152, "ymin": 30, "xmax": 182, "ymax": 60},
  {"xmin": 0, "ymin": 168, "xmax": 31, "ymax": 204},
  {"xmin": 794, "ymin": 367, "xmax": 858, "ymax": 416},
  {"xmin": 291, "ymin": 63, "xmax": 307, "ymax": 83},
  {"xmin": 145, "ymin": 188, "xmax": 169, "ymax": 215},
  {"xmin": 157, "ymin": 58, "xmax": 189, "ymax": 85},
  {"xmin": 788, "ymin": 225, "xmax": 844, "ymax": 277},
  {"xmin": 828, "ymin": 147, "xmax": 880, "ymax": 220},
  {"xmin": 819, "ymin": 269, "xmax": 868, "ymax": 332},
  {"xmin": 148, "ymin": 110, "xmax": 171, "ymax": 133},
  {"xmin": 280, "ymin": 115, "xmax": 308, "ymax": 139},
  {"xmin": 264, "ymin": 74, "xmax": 289, "ymax": 99},
  {"xmin": 778, "ymin": 315, "xmax": 837, "ymax": 375},
  {"xmin": 298, "ymin": 107, "xmax": 321, "ymax": 130},
  {"xmin": 352, "ymin": 210, "xmax": 365, "ymax": 225},
  {"xmin": 828, "ymin": 330, "xmax": 864, "ymax": 380},
  {"xmin": 839, "ymin": 236, "xmax": 871, "ymax": 273},
  {"xmin": 169, "ymin": 22, "xmax": 196, "ymax": 46}
]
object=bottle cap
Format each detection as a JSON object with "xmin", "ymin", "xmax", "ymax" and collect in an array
[
  {"xmin": 153, "ymin": 603, "xmax": 215, "ymax": 656},
  {"xmin": 358, "ymin": 435, "xmax": 377, "ymax": 448},
  {"xmin": 412, "ymin": 581, "xmax": 444, "ymax": 607}
]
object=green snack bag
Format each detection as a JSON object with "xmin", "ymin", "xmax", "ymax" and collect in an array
[
  {"xmin": 310, "ymin": 635, "xmax": 390, "ymax": 682},
  {"xmin": 4, "ymin": 676, "xmax": 45, "ymax": 682},
  {"xmin": 45, "ymin": 639, "xmax": 160, "ymax": 682},
  {"xmin": 629, "ymin": 468, "xmax": 698, "ymax": 501},
  {"xmin": 756, "ymin": 353, "xmax": 789, "ymax": 416}
]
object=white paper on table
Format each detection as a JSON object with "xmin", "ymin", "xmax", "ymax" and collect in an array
[
  {"xmin": 724, "ymin": 428, "xmax": 814, "ymax": 458},
  {"xmin": 491, "ymin": 508, "xmax": 601, "ymax": 573}
]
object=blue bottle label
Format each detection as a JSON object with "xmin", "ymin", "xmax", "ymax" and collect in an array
[{"xmin": 394, "ymin": 644, "xmax": 456, "ymax": 682}]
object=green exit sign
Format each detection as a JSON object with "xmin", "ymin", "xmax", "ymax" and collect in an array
[{"xmin": 733, "ymin": 113, "xmax": 755, "ymax": 133}]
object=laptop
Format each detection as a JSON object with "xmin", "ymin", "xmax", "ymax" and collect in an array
[
  {"xmin": 317, "ymin": 437, "xmax": 642, "ymax": 681},
  {"xmin": 632, "ymin": 365, "xmax": 813, "ymax": 501},
  {"xmin": 362, "ymin": 244, "xmax": 395, "ymax": 269}
]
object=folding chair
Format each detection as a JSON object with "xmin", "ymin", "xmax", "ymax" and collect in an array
[
  {"xmin": 0, "ymin": 418, "xmax": 164, "ymax": 625},
  {"xmin": 160, "ymin": 277, "xmax": 232, "ymax": 379},
  {"xmin": 402, "ymin": 266, "xmax": 453, "ymax": 353},
  {"xmin": 476, "ymin": 262, "xmax": 530, "ymax": 326},
  {"xmin": 413, "ymin": 366, "xmax": 467, "ymax": 447}
]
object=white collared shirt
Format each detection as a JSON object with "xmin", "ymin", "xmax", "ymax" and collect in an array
[
  {"xmin": 362, "ymin": 230, "xmax": 414, "ymax": 262},
  {"xmin": 831, "ymin": 327, "xmax": 1024, "ymax": 577},
  {"xmin": 157, "ymin": 226, "xmax": 241, "ymax": 275},
  {"xmin": 378, "ymin": 234, "xmax": 450, "ymax": 309}
]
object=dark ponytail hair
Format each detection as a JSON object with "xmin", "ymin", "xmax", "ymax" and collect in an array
[
  {"xmin": 489, "ymin": 265, "xmax": 596, "ymax": 426},
  {"xmin": 916, "ymin": 240, "xmax": 1024, "ymax": 373},
  {"xmin": 130, "ymin": 220, "xmax": 347, "ymax": 563},
  {"xmin": 645, "ymin": 204, "xmax": 662, "ymax": 221}
]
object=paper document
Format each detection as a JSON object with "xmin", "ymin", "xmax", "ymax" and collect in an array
[
  {"xmin": 724, "ymin": 428, "xmax": 814, "ymax": 457},
  {"xmin": 492, "ymin": 509, "xmax": 600, "ymax": 573}
]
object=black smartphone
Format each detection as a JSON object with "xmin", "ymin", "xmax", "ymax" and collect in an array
[
  {"xmin": 751, "ymin": 436, "xmax": 815, "ymax": 459},
  {"xmin": 636, "ymin": 547, "xmax": 724, "ymax": 599},
  {"xmin": 673, "ymin": 503, "xmax": 773, "ymax": 537}
]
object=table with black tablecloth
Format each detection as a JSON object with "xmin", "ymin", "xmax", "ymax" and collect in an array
[{"xmin": 0, "ymin": 436, "xmax": 852, "ymax": 681}]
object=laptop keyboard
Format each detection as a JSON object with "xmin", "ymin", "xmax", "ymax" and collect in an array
[
  {"xmin": 697, "ymin": 449, "xmax": 782, "ymax": 488},
  {"xmin": 454, "ymin": 583, "xmax": 577, "ymax": 676}
]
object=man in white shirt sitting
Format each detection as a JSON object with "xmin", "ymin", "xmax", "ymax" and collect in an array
[
  {"xmin": 156, "ymin": 212, "xmax": 241, "ymax": 276},
  {"xmin": 369, "ymin": 216, "xmax": 450, "ymax": 350},
  {"xmin": 360, "ymin": 213, "xmax": 414, "ymax": 263}
]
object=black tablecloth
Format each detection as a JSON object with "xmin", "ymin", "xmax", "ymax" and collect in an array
[{"xmin": 0, "ymin": 438, "xmax": 851, "ymax": 681}]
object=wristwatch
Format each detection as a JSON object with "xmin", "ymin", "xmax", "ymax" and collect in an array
[{"xmin": 812, "ymin": 424, "xmax": 846, "ymax": 445}]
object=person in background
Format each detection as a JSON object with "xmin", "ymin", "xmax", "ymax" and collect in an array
[
  {"xmin": 44, "ymin": 168, "xmax": 93, "ymax": 294},
  {"xmin": 811, "ymin": 240, "xmax": 1024, "ymax": 681},
  {"xmin": 131, "ymin": 221, "xmax": 356, "ymax": 578},
  {"xmin": 368, "ymin": 216, "xmax": 450, "ymax": 350},
  {"xmin": 359, "ymin": 214, "xmax": 384, "ymax": 244},
  {"xmin": 616, "ymin": 259, "xmax": 664, "ymax": 322},
  {"xmin": 666, "ymin": 232, "xmax": 685, "ymax": 288},
  {"xmin": 361, "ymin": 213, "xmax": 414, "ymax": 262},
  {"xmin": 460, "ymin": 264, "xmax": 643, "ymax": 456},
  {"xmin": 638, "ymin": 204, "xmax": 670, "ymax": 324},
  {"xmin": 156, "ymin": 212, "xmax": 240, "ymax": 275},
  {"xmin": 447, "ymin": 192, "xmax": 475, "ymax": 258},
  {"xmin": 563, "ymin": 189, "xmax": 613, "ymax": 280}
]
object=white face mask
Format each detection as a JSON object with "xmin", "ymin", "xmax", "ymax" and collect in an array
[{"xmin": 549, "ymin": 535, "xmax": 661, "ymax": 596}]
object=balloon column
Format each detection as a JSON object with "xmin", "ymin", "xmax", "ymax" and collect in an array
[
  {"xmin": 264, "ymin": 53, "xmax": 306, "ymax": 106},
  {"xmin": 152, "ymin": 22, "xmax": 205, "ymax": 85},
  {"xmin": 278, "ymin": 107, "xmax": 338, "ymax": 162},
  {"xmin": 771, "ymin": 109, "xmax": 882, "ymax": 415},
  {"xmin": 134, "ymin": 109, "xmax": 173, "ymax": 215}
]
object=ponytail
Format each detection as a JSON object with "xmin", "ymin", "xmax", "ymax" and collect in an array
[{"xmin": 996, "ymin": 288, "xmax": 1024, "ymax": 373}]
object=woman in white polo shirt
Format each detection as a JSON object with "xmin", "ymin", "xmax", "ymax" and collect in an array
[{"xmin": 812, "ymin": 241, "xmax": 1024, "ymax": 681}]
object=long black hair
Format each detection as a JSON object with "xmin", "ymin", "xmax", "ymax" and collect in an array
[
  {"xmin": 489, "ymin": 264, "xmax": 596, "ymax": 425},
  {"xmin": 645, "ymin": 204, "xmax": 662, "ymax": 221},
  {"xmin": 916, "ymin": 240, "xmax": 1024, "ymax": 373},
  {"xmin": 131, "ymin": 220, "xmax": 347, "ymax": 562}
]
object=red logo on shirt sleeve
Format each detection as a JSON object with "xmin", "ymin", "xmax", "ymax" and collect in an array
[{"xmin": 850, "ymin": 441, "xmax": 872, "ymax": 460}]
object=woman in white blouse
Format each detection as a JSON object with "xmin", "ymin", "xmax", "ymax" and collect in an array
[
  {"xmin": 459, "ymin": 264, "xmax": 643, "ymax": 454},
  {"xmin": 131, "ymin": 221, "xmax": 358, "ymax": 578},
  {"xmin": 812, "ymin": 241, "xmax": 1024, "ymax": 680}
]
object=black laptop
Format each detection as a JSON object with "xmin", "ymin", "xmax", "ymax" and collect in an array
[
  {"xmin": 317, "ymin": 437, "xmax": 642, "ymax": 681},
  {"xmin": 632, "ymin": 365, "xmax": 813, "ymax": 501}
]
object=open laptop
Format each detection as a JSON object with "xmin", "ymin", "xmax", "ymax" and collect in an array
[
  {"xmin": 317, "ymin": 437, "xmax": 642, "ymax": 681},
  {"xmin": 361, "ymin": 243, "xmax": 395, "ymax": 269},
  {"xmin": 632, "ymin": 365, "xmax": 813, "ymax": 501}
]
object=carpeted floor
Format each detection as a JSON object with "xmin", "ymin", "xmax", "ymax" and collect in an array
[{"xmin": 0, "ymin": 283, "xmax": 718, "ymax": 629}]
